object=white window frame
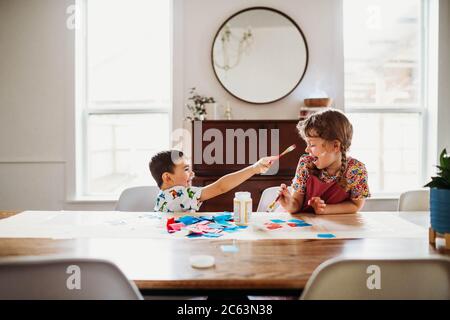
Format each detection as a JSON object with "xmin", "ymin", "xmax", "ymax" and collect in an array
[
  {"xmin": 70, "ymin": 0, "xmax": 173, "ymax": 201},
  {"xmin": 343, "ymin": 0, "xmax": 437, "ymax": 198}
]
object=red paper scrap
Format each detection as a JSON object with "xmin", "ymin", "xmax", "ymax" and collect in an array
[
  {"xmin": 265, "ymin": 223, "xmax": 283, "ymax": 230},
  {"xmin": 169, "ymin": 222, "xmax": 185, "ymax": 231},
  {"xmin": 166, "ymin": 217, "xmax": 176, "ymax": 233}
]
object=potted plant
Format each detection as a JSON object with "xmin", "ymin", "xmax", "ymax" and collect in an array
[
  {"xmin": 185, "ymin": 87, "xmax": 216, "ymax": 121},
  {"xmin": 425, "ymin": 148, "xmax": 450, "ymax": 246}
]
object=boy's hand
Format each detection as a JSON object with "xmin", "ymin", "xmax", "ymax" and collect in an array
[
  {"xmin": 308, "ymin": 197, "xmax": 326, "ymax": 214},
  {"xmin": 252, "ymin": 157, "xmax": 275, "ymax": 174}
]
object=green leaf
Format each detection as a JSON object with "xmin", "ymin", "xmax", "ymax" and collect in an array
[
  {"xmin": 424, "ymin": 176, "xmax": 450, "ymax": 189},
  {"xmin": 436, "ymin": 165, "xmax": 450, "ymax": 180},
  {"xmin": 439, "ymin": 148, "xmax": 449, "ymax": 169}
]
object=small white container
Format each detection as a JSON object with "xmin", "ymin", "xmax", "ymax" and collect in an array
[
  {"xmin": 204, "ymin": 103, "xmax": 221, "ymax": 120},
  {"xmin": 233, "ymin": 192, "xmax": 252, "ymax": 225}
]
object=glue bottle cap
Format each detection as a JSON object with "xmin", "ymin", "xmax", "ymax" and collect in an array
[{"xmin": 235, "ymin": 192, "xmax": 251, "ymax": 200}]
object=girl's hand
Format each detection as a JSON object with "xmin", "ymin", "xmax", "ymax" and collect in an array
[
  {"xmin": 277, "ymin": 184, "xmax": 292, "ymax": 209},
  {"xmin": 252, "ymin": 157, "xmax": 276, "ymax": 174},
  {"xmin": 308, "ymin": 197, "xmax": 327, "ymax": 214}
]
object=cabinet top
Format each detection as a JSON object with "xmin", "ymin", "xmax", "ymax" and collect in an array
[{"xmin": 190, "ymin": 119, "xmax": 300, "ymax": 123}]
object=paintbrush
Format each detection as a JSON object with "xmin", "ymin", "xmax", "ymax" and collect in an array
[
  {"xmin": 267, "ymin": 144, "xmax": 297, "ymax": 165},
  {"xmin": 273, "ymin": 144, "xmax": 296, "ymax": 160},
  {"xmin": 267, "ymin": 194, "xmax": 281, "ymax": 212},
  {"xmin": 265, "ymin": 145, "xmax": 297, "ymax": 212}
]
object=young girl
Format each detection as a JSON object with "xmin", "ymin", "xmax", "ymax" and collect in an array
[{"xmin": 278, "ymin": 109, "xmax": 370, "ymax": 214}]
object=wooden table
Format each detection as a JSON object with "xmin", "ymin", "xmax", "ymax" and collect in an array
[{"xmin": 0, "ymin": 211, "xmax": 448, "ymax": 296}]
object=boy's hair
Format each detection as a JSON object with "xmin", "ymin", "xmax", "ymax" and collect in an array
[
  {"xmin": 149, "ymin": 150, "xmax": 184, "ymax": 188},
  {"xmin": 297, "ymin": 108, "xmax": 353, "ymax": 189}
]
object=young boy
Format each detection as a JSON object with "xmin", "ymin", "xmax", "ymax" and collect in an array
[{"xmin": 149, "ymin": 150, "xmax": 273, "ymax": 212}]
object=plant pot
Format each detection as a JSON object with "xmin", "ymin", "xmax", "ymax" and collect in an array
[
  {"xmin": 430, "ymin": 188, "xmax": 450, "ymax": 234},
  {"xmin": 304, "ymin": 98, "xmax": 333, "ymax": 107}
]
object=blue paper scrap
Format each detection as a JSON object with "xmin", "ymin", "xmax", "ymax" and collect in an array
[
  {"xmin": 187, "ymin": 233, "xmax": 203, "ymax": 238},
  {"xmin": 178, "ymin": 216, "xmax": 200, "ymax": 225},
  {"xmin": 220, "ymin": 245, "xmax": 239, "ymax": 253},
  {"xmin": 203, "ymin": 232, "xmax": 224, "ymax": 238},
  {"xmin": 216, "ymin": 221, "xmax": 233, "ymax": 227},
  {"xmin": 270, "ymin": 219, "xmax": 286, "ymax": 224},
  {"xmin": 214, "ymin": 214, "xmax": 233, "ymax": 222},
  {"xmin": 296, "ymin": 222, "xmax": 312, "ymax": 227},
  {"xmin": 199, "ymin": 215, "xmax": 214, "ymax": 221},
  {"xmin": 207, "ymin": 223, "xmax": 225, "ymax": 229},
  {"xmin": 223, "ymin": 226, "xmax": 239, "ymax": 233},
  {"xmin": 317, "ymin": 233, "xmax": 336, "ymax": 239}
]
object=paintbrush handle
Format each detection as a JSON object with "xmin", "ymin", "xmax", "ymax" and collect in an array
[{"xmin": 267, "ymin": 194, "xmax": 281, "ymax": 210}]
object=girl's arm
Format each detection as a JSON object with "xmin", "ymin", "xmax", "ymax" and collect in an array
[
  {"xmin": 310, "ymin": 198, "xmax": 365, "ymax": 214},
  {"xmin": 199, "ymin": 158, "xmax": 272, "ymax": 202},
  {"xmin": 278, "ymin": 184, "xmax": 305, "ymax": 213}
]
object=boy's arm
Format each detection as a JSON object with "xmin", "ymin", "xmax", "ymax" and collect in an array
[{"xmin": 198, "ymin": 158, "xmax": 272, "ymax": 202}]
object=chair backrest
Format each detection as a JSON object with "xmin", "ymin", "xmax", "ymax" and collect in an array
[
  {"xmin": 0, "ymin": 257, "xmax": 143, "ymax": 300},
  {"xmin": 257, "ymin": 186, "xmax": 292, "ymax": 212},
  {"xmin": 398, "ymin": 189, "xmax": 430, "ymax": 211},
  {"xmin": 115, "ymin": 186, "xmax": 159, "ymax": 212},
  {"xmin": 300, "ymin": 257, "xmax": 450, "ymax": 300}
]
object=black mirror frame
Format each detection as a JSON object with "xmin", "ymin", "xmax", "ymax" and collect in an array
[{"xmin": 211, "ymin": 6, "xmax": 309, "ymax": 105}]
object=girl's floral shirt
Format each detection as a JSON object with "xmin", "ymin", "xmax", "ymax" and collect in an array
[{"xmin": 291, "ymin": 155, "xmax": 370, "ymax": 200}]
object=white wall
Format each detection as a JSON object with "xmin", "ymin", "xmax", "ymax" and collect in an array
[
  {"xmin": 0, "ymin": 0, "xmax": 71, "ymax": 211},
  {"xmin": 0, "ymin": 0, "xmax": 448, "ymax": 211},
  {"xmin": 178, "ymin": 0, "xmax": 344, "ymax": 124}
]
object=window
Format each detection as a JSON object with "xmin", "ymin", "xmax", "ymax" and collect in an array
[
  {"xmin": 344, "ymin": 0, "xmax": 430, "ymax": 196},
  {"xmin": 77, "ymin": 0, "xmax": 171, "ymax": 198}
]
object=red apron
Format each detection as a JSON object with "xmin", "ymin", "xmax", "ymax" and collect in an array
[{"xmin": 300, "ymin": 175, "xmax": 350, "ymax": 213}]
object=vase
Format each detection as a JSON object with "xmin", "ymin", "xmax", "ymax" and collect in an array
[
  {"xmin": 430, "ymin": 188, "xmax": 450, "ymax": 234},
  {"xmin": 204, "ymin": 103, "xmax": 220, "ymax": 120}
]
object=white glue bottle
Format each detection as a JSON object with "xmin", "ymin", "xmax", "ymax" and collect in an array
[{"xmin": 233, "ymin": 192, "xmax": 252, "ymax": 225}]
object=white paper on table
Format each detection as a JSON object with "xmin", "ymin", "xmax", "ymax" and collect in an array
[{"xmin": 0, "ymin": 211, "xmax": 427, "ymax": 240}]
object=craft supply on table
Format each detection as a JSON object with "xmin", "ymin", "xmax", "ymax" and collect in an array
[
  {"xmin": 220, "ymin": 245, "xmax": 239, "ymax": 253},
  {"xmin": 167, "ymin": 213, "xmax": 315, "ymax": 237},
  {"xmin": 317, "ymin": 233, "xmax": 336, "ymax": 239},
  {"xmin": 189, "ymin": 255, "xmax": 215, "ymax": 269},
  {"xmin": 0, "ymin": 211, "xmax": 427, "ymax": 240},
  {"xmin": 166, "ymin": 212, "xmax": 248, "ymax": 238},
  {"xmin": 233, "ymin": 192, "xmax": 252, "ymax": 226}
]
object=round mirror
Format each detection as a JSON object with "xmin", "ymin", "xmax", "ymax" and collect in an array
[{"xmin": 211, "ymin": 7, "xmax": 308, "ymax": 104}]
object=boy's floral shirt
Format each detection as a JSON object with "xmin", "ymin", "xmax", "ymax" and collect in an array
[{"xmin": 154, "ymin": 186, "xmax": 203, "ymax": 212}]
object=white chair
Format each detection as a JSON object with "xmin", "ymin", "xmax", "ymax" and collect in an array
[
  {"xmin": 300, "ymin": 257, "xmax": 450, "ymax": 300},
  {"xmin": 0, "ymin": 257, "xmax": 143, "ymax": 300},
  {"xmin": 398, "ymin": 189, "xmax": 430, "ymax": 211},
  {"xmin": 115, "ymin": 186, "xmax": 159, "ymax": 212},
  {"xmin": 257, "ymin": 186, "xmax": 292, "ymax": 212}
]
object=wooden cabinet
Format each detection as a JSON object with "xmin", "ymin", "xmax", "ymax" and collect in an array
[{"xmin": 192, "ymin": 120, "xmax": 306, "ymax": 212}]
